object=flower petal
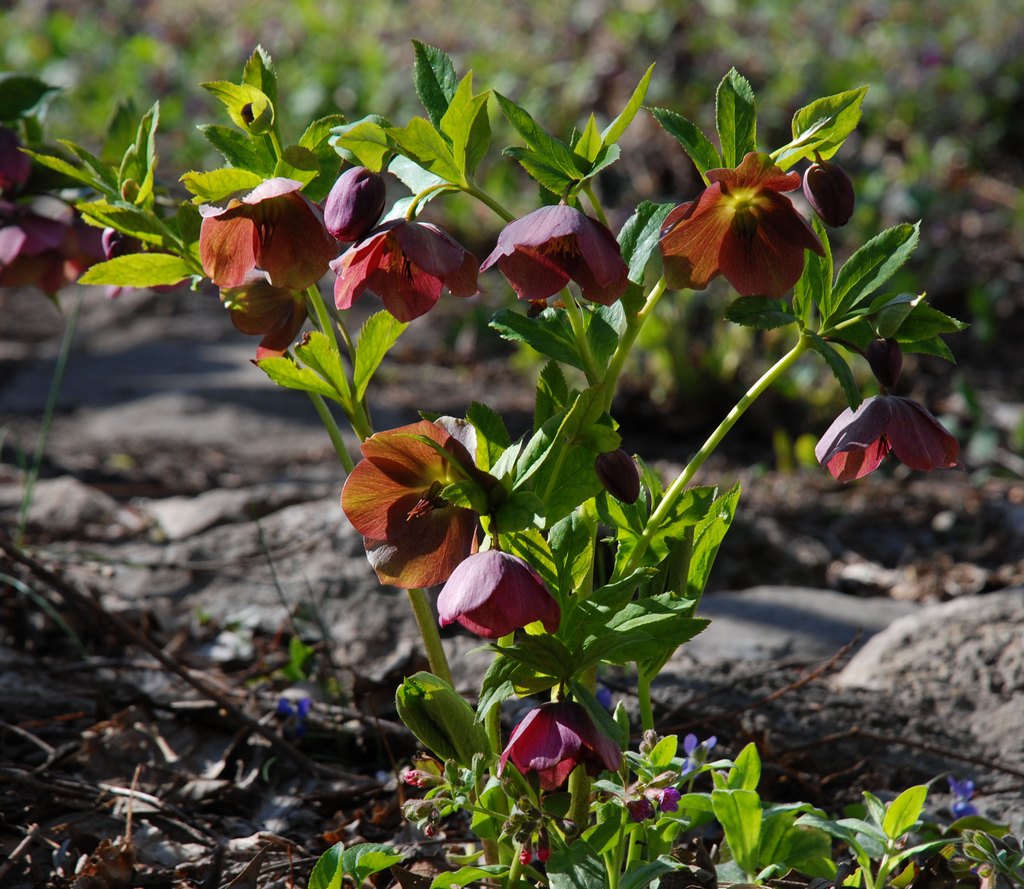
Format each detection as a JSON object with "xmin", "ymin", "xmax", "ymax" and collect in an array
[{"xmin": 885, "ymin": 397, "xmax": 960, "ymax": 471}]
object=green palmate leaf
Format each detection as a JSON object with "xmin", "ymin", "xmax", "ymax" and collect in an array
[
  {"xmin": 547, "ymin": 836, "xmax": 609, "ymax": 889},
  {"xmin": 439, "ymin": 72, "xmax": 492, "ymax": 180},
  {"xmin": 648, "ymin": 106, "xmax": 722, "ymax": 179},
  {"xmin": 344, "ymin": 844, "xmax": 405, "ymax": 887},
  {"xmin": 180, "ymin": 166, "xmax": 263, "ymax": 203},
  {"xmin": 387, "ymin": 116, "xmax": 464, "ymax": 185},
  {"xmin": 583, "ymin": 141, "xmax": 620, "ymax": 181},
  {"xmin": 77, "ymin": 253, "xmax": 193, "ymax": 287},
  {"xmin": 687, "ymin": 482, "xmax": 740, "ymax": 598},
  {"xmin": 587, "ymin": 302, "xmax": 625, "ymax": 368},
  {"xmin": 548, "ymin": 510, "xmax": 596, "ymax": 598},
  {"xmin": 502, "ymin": 147, "xmax": 577, "ymax": 195},
  {"xmin": 299, "ymin": 113, "xmax": 347, "ymax": 153},
  {"xmin": 712, "ymin": 788, "xmax": 763, "ymax": 878},
  {"xmin": 724, "ymin": 296, "xmax": 799, "ymax": 329},
  {"xmin": 58, "ymin": 140, "xmax": 120, "ymax": 196},
  {"xmin": 619, "ymin": 858, "xmax": 683, "ymax": 889},
  {"xmin": 198, "ymin": 124, "xmax": 276, "ymax": 175},
  {"xmin": 503, "ymin": 527, "xmax": 559, "ymax": 592},
  {"xmin": 466, "ymin": 401, "xmax": 511, "ymax": 471},
  {"xmin": 794, "ymin": 217, "xmax": 832, "ymax": 325},
  {"xmin": 387, "ymin": 154, "xmax": 448, "ymax": 199},
  {"xmin": 475, "ymin": 654, "xmax": 521, "ymax": 721},
  {"xmin": 257, "ymin": 355, "xmax": 342, "ymax": 402},
  {"xmin": 396, "ymin": 672, "xmax": 489, "ymax": 765},
  {"xmin": 826, "ymin": 221, "xmax": 920, "ymax": 326},
  {"xmin": 496, "ymin": 93, "xmax": 585, "ymax": 184},
  {"xmin": 490, "ymin": 306, "xmax": 583, "ymax": 370},
  {"xmin": 296, "ymin": 331, "xmax": 354, "ymax": 402},
  {"xmin": 715, "ymin": 68, "xmax": 757, "ymax": 168},
  {"xmin": 0, "ymin": 72, "xmax": 60, "ymax": 120},
  {"xmin": 873, "ymin": 292, "xmax": 969, "ymax": 345},
  {"xmin": 76, "ymin": 199, "xmax": 168, "ymax": 246},
  {"xmin": 274, "ymin": 144, "xmax": 320, "ymax": 187},
  {"xmin": 242, "ymin": 45, "xmax": 278, "ymax": 111},
  {"xmin": 618, "ymin": 200, "xmax": 675, "ymax": 285},
  {"xmin": 882, "ymin": 785, "xmax": 928, "ymax": 839},
  {"xmin": 330, "ymin": 116, "xmax": 393, "ymax": 172},
  {"xmin": 602, "ymin": 63, "xmax": 655, "ymax": 145},
  {"xmin": 574, "ymin": 114, "xmax": 603, "ymax": 163},
  {"xmin": 412, "ymin": 40, "xmax": 459, "ymax": 127},
  {"xmin": 780, "ymin": 86, "xmax": 869, "ymax": 167},
  {"xmin": 201, "ymin": 80, "xmax": 274, "ymax": 135},
  {"xmin": 431, "ymin": 865, "xmax": 508, "ymax": 889},
  {"xmin": 22, "ymin": 148, "xmax": 110, "ymax": 193},
  {"xmin": 495, "ymin": 635, "xmax": 575, "ymax": 681},
  {"xmin": 535, "ymin": 360, "xmax": 571, "ymax": 429},
  {"xmin": 807, "ymin": 331, "xmax": 861, "ymax": 410},
  {"xmin": 579, "ymin": 597, "xmax": 707, "ymax": 668}
]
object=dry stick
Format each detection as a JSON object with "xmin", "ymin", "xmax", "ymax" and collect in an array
[
  {"xmin": 0, "ymin": 823, "xmax": 42, "ymax": 883},
  {"xmin": 0, "ymin": 535, "xmax": 377, "ymax": 789}
]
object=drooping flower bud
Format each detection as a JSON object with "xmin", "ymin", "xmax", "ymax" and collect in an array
[
  {"xmin": 865, "ymin": 338, "xmax": 903, "ymax": 389},
  {"xmin": 802, "ymin": 159, "xmax": 856, "ymax": 227},
  {"xmin": 595, "ymin": 449, "xmax": 641, "ymax": 504},
  {"xmin": 324, "ymin": 166, "xmax": 387, "ymax": 242},
  {"xmin": 395, "ymin": 671, "xmax": 490, "ymax": 767}
]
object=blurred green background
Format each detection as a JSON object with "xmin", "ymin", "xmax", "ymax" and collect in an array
[{"xmin": 3, "ymin": 0, "xmax": 1022, "ymax": 470}]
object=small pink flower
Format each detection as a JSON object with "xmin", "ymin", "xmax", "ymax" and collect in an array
[
  {"xmin": 660, "ymin": 151, "xmax": 824, "ymax": 297},
  {"xmin": 480, "ymin": 204, "xmax": 628, "ymax": 305},
  {"xmin": 332, "ymin": 219, "xmax": 478, "ymax": 322},
  {"xmin": 500, "ymin": 701, "xmax": 622, "ymax": 791},
  {"xmin": 437, "ymin": 550, "xmax": 560, "ymax": 639},
  {"xmin": 199, "ymin": 177, "xmax": 339, "ymax": 291},
  {"xmin": 815, "ymin": 395, "xmax": 960, "ymax": 482}
]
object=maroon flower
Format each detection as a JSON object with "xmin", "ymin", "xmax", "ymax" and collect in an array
[
  {"xmin": 499, "ymin": 701, "xmax": 622, "ymax": 791},
  {"xmin": 815, "ymin": 395, "xmax": 960, "ymax": 482},
  {"xmin": 332, "ymin": 219, "xmax": 478, "ymax": 322},
  {"xmin": 659, "ymin": 151, "xmax": 824, "ymax": 297},
  {"xmin": 0, "ymin": 198, "xmax": 103, "ymax": 294},
  {"xmin": 323, "ymin": 166, "xmax": 387, "ymax": 242},
  {"xmin": 199, "ymin": 177, "xmax": 339, "ymax": 291},
  {"xmin": 437, "ymin": 550, "xmax": 560, "ymax": 638},
  {"xmin": 0, "ymin": 127, "xmax": 32, "ymax": 196},
  {"xmin": 480, "ymin": 204, "xmax": 628, "ymax": 306},
  {"xmin": 341, "ymin": 418, "xmax": 483, "ymax": 588},
  {"xmin": 220, "ymin": 272, "xmax": 308, "ymax": 359}
]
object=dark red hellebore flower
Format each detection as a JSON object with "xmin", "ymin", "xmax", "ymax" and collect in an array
[
  {"xmin": 499, "ymin": 701, "xmax": 623, "ymax": 791},
  {"xmin": 199, "ymin": 177, "xmax": 339, "ymax": 291},
  {"xmin": 341, "ymin": 418, "xmax": 482, "ymax": 588},
  {"xmin": 332, "ymin": 219, "xmax": 478, "ymax": 322},
  {"xmin": 815, "ymin": 394, "xmax": 960, "ymax": 482},
  {"xmin": 220, "ymin": 272, "xmax": 308, "ymax": 359},
  {"xmin": 480, "ymin": 204, "xmax": 628, "ymax": 306},
  {"xmin": 659, "ymin": 151, "xmax": 824, "ymax": 297},
  {"xmin": 437, "ymin": 550, "xmax": 560, "ymax": 638}
]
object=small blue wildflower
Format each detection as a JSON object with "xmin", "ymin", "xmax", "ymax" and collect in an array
[
  {"xmin": 276, "ymin": 695, "xmax": 312, "ymax": 739},
  {"xmin": 679, "ymin": 733, "xmax": 717, "ymax": 778},
  {"xmin": 596, "ymin": 683, "xmax": 613, "ymax": 711},
  {"xmin": 947, "ymin": 776, "xmax": 978, "ymax": 819}
]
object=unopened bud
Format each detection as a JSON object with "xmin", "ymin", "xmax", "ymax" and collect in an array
[
  {"xmin": 324, "ymin": 166, "xmax": 387, "ymax": 242},
  {"xmin": 866, "ymin": 338, "xmax": 903, "ymax": 389},
  {"xmin": 595, "ymin": 449, "xmax": 641, "ymax": 504},
  {"xmin": 803, "ymin": 159, "xmax": 855, "ymax": 227}
]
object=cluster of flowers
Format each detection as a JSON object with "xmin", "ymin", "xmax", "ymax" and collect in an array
[
  {"xmin": 203, "ymin": 150, "xmax": 961, "ymax": 797},
  {"xmin": 0, "ymin": 126, "xmax": 105, "ymax": 294}
]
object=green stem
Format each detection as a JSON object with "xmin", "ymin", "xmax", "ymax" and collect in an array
[
  {"xmin": 17, "ymin": 290, "xmax": 83, "ymax": 547},
  {"xmin": 462, "ymin": 184, "xmax": 516, "ymax": 223},
  {"xmin": 562, "ymin": 290, "xmax": 602, "ymax": 385},
  {"xmin": 306, "ymin": 392, "xmax": 354, "ymax": 473},
  {"xmin": 582, "ymin": 184, "xmax": 609, "ymax": 228},
  {"xmin": 505, "ymin": 846, "xmax": 525, "ymax": 888},
  {"xmin": 406, "ymin": 183, "xmax": 455, "ymax": 219},
  {"xmin": 636, "ymin": 662, "xmax": 656, "ymax": 733},
  {"xmin": 405, "ymin": 586, "xmax": 453, "ymax": 686},
  {"xmin": 599, "ymin": 276, "xmax": 668, "ymax": 411},
  {"xmin": 621, "ymin": 332, "xmax": 811, "ymax": 578}
]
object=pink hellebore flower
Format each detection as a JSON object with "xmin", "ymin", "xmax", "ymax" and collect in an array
[
  {"xmin": 332, "ymin": 219, "xmax": 478, "ymax": 323},
  {"xmin": 500, "ymin": 701, "xmax": 623, "ymax": 791},
  {"xmin": 341, "ymin": 419, "xmax": 484, "ymax": 588},
  {"xmin": 199, "ymin": 177, "xmax": 339, "ymax": 291},
  {"xmin": 480, "ymin": 204, "xmax": 628, "ymax": 306},
  {"xmin": 659, "ymin": 151, "xmax": 824, "ymax": 297},
  {"xmin": 815, "ymin": 395, "xmax": 960, "ymax": 482},
  {"xmin": 437, "ymin": 550, "xmax": 560, "ymax": 638},
  {"xmin": 220, "ymin": 272, "xmax": 308, "ymax": 359}
]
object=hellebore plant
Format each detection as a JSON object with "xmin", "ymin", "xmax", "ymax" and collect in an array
[{"xmin": 21, "ymin": 45, "xmax": 980, "ymax": 889}]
